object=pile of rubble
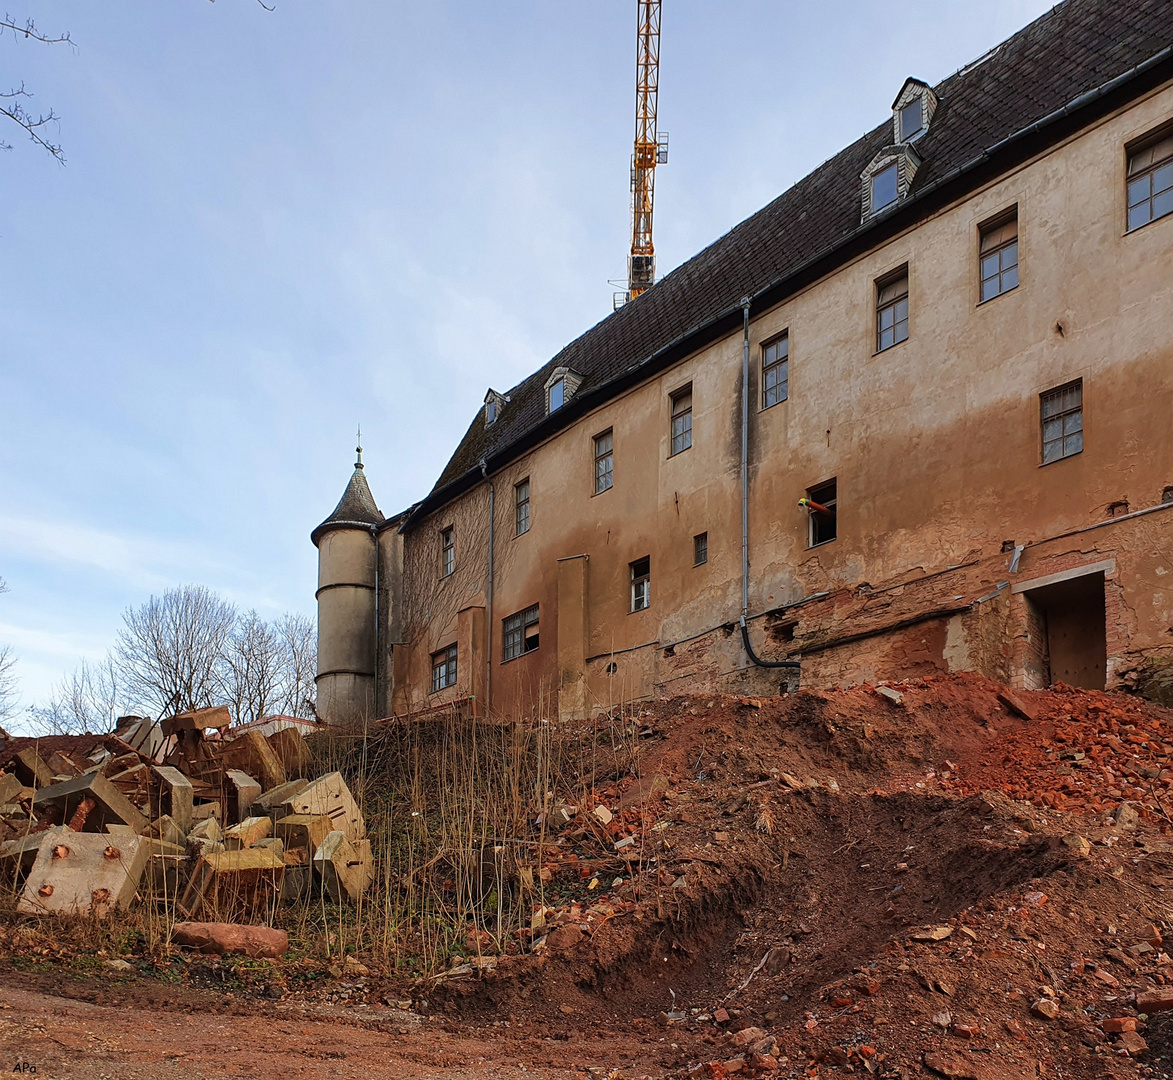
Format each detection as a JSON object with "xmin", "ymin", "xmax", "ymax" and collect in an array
[{"xmin": 0, "ymin": 707, "xmax": 369, "ymax": 929}]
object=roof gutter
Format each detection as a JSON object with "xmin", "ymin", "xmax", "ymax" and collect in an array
[{"xmin": 401, "ymin": 46, "xmax": 1173, "ymax": 532}]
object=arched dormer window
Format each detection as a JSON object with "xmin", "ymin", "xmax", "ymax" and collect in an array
[
  {"xmin": 861, "ymin": 145, "xmax": 921, "ymax": 221},
  {"xmin": 544, "ymin": 366, "xmax": 583, "ymax": 415}
]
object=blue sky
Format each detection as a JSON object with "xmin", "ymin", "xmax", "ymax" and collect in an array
[{"xmin": 1, "ymin": 0, "xmax": 1053, "ymax": 713}]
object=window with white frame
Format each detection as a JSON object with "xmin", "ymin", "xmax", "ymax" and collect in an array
[
  {"xmin": 431, "ymin": 644, "xmax": 457, "ymax": 692},
  {"xmin": 440, "ymin": 527, "xmax": 455, "ymax": 577},
  {"xmin": 1127, "ymin": 129, "xmax": 1173, "ymax": 231},
  {"xmin": 762, "ymin": 333, "xmax": 789, "ymax": 409},
  {"xmin": 630, "ymin": 556, "xmax": 650, "ymax": 612},
  {"xmin": 593, "ymin": 429, "xmax": 613, "ymax": 494},
  {"xmin": 876, "ymin": 269, "xmax": 909, "ymax": 352},
  {"xmin": 979, "ymin": 210, "xmax": 1019, "ymax": 302}
]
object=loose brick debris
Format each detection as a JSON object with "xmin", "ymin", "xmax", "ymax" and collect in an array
[{"xmin": 0, "ymin": 710, "xmax": 369, "ymax": 928}]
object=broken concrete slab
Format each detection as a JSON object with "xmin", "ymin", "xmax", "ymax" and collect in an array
[
  {"xmin": 0, "ymin": 831, "xmax": 49, "ymax": 877},
  {"xmin": 32, "ymin": 772, "xmax": 149, "ymax": 834},
  {"xmin": 282, "ymin": 772, "xmax": 364, "ymax": 841},
  {"xmin": 161, "ymin": 705, "xmax": 231, "ymax": 735},
  {"xmin": 178, "ymin": 847, "xmax": 285, "ymax": 920},
  {"xmin": 218, "ymin": 730, "xmax": 286, "ymax": 792},
  {"xmin": 17, "ymin": 827, "xmax": 148, "ymax": 918},
  {"xmin": 148, "ymin": 814, "xmax": 187, "ymax": 847},
  {"xmin": 253, "ymin": 836, "xmax": 285, "ymax": 860},
  {"xmin": 225, "ymin": 770, "xmax": 261, "ymax": 823},
  {"xmin": 877, "ymin": 685, "xmax": 905, "ymax": 706},
  {"xmin": 274, "ymin": 813, "xmax": 335, "ymax": 857},
  {"xmin": 171, "ymin": 921, "xmax": 289, "ymax": 958},
  {"xmin": 313, "ymin": 830, "xmax": 372, "ymax": 902},
  {"xmin": 0, "ymin": 772, "xmax": 22, "ymax": 805},
  {"xmin": 13, "ymin": 747, "xmax": 54, "ymax": 788},
  {"xmin": 253, "ymin": 777, "xmax": 309, "ymax": 818},
  {"xmin": 223, "ymin": 816, "xmax": 272, "ymax": 850},
  {"xmin": 266, "ymin": 726, "xmax": 314, "ymax": 779},
  {"xmin": 151, "ymin": 766, "xmax": 193, "ymax": 833}
]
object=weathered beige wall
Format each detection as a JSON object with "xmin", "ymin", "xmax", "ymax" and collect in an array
[
  {"xmin": 382, "ymin": 82, "xmax": 1173, "ymax": 718},
  {"xmin": 316, "ymin": 527, "xmax": 377, "ymax": 724}
]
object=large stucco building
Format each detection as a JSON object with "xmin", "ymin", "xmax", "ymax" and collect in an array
[{"xmin": 313, "ymin": 0, "xmax": 1173, "ymax": 725}]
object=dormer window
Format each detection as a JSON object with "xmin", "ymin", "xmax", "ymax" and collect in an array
[
  {"xmin": 543, "ymin": 366, "xmax": 583, "ymax": 415},
  {"xmin": 899, "ymin": 99, "xmax": 924, "ymax": 142},
  {"xmin": 483, "ymin": 389, "xmax": 508, "ymax": 427},
  {"xmin": 891, "ymin": 78, "xmax": 937, "ymax": 145},
  {"xmin": 871, "ymin": 164, "xmax": 899, "ymax": 213}
]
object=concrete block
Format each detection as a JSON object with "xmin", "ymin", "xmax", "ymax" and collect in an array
[
  {"xmin": 0, "ymin": 772, "xmax": 21, "ymax": 805},
  {"xmin": 148, "ymin": 814, "xmax": 187, "ymax": 847},
  {"xmin": 191, "ymin": 801, "xmax": 221, "ymax": 824},
  {"xmin": 225, "ymin": 770, "xmax": 261, "ymax": 823},
  {"xmin": 178, "ymin": 847, "xmax": 285, "ymax": 920},
  {"xmin": 274, "ymin": 813, "xmax": 335, "ymax": 856},
  {"xmin": 45, "ymin": 751, "xmax": 82, "ymax": 778},
  {"xmin": 32, "ymin": 772, "xmax": 149, "ymax": 834},
  {"xmin": 189, "ymin": 817, "xmax": 223, "ymax": 843},
  {"xmin": 283, "ymin": 772, "xmax": 364, "ymax": 841},
  {"xmin": 146, "ymin": 853, "xmax": 188, "ymax": 895},
  {"xmin": 14, "ymin": 748, "xmax": 54, "ymax": 788},
  {"xmin": 280, "ymin": 862, "xmax": 313, "ymax": 903},
  {"xmin": 223, "ymin": 816, "xmax": 272, "ymax": 851},
  {"xmin": 115, "ymin": 716, "xmax": 165, "ymax": 760},
  {"xmin": 152, "ymin": 766, "xmax": 194, "ymax": 833},
  {"xmin": 162, "ymin": 705, "xmax": 231, "ymax": 736},
  {"xmin": 0, "ymin": 831, "xmax": 49, "ymax": 876},
  {"xmin": 253, "ymin": 778, "xmax": 309, "ymax": 818},
  {"xmin": 267, "ymin": 727, "xmax": 314, "ymax": 778},
  {"xmin": 313, "ymin": 829, "xmax": 372, "ymax": 902},
  {"xmin": 253, "ymin": 837, "xmax": 285, "ymax": 860},
  {"xmin": 17, "ymin": 827, "xmax": 148, "ymax": 917}
]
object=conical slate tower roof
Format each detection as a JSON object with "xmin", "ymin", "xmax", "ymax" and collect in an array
[{"xmin": 311, "ymin": 444, "xmax": 383, "ymax": 546}]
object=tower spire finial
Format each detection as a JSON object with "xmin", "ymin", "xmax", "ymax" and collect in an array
[{"xmin": 355, "ymin": 424, "xmax": 363, "ymax": 470}]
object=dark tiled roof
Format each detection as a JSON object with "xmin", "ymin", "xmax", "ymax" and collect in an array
[
  {"xmin": 423, "ymin": 0, "xmax": 1173, "ymax": 512},
  {"xmin": 312, "ymin": 465, "xmax": 383, "ymax": 545}
]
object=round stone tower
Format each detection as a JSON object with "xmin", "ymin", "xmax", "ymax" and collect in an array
[{"xmin": 311, "ymin": 442, "xmax": 383, "ymax": 725}]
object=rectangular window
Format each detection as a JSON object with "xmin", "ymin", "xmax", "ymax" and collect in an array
[
  {"xmin": 593, "ymin": 430, "xmax": 613, "ymax": 494},
  {"xmin": 979, "ymin": 210, "xmax": 1019, "ymax": 302},
  {"xmin": 548, "ymin": 377, "xmax": 565, "ymax": 412},
  {"xmin": 431, "ymin": 644, "xmax": 457, "ymax": 692},
  {"xmin": 693, "ymin": 532, "xmax": 708, "ymax": 566},
  {"xmin": 876, "ymin": 271, "xmax": 909, "ymax": 352},
  {"xmin": 900, "ymin": 100, "xmax": 923, "ymax": 142},
  {"xmin": 502, "ymin": 604, "xmax": 540, "ymax": 661},
  {"xmin": 1041, "ymin": 380, "xmax": 1083, "ymax": 465},
  {"xmin": 762, "ymin": 333, "xmax": 789, "ymax": 409},
  {"xmin": 440, "ymin": 527, "xmax": 455, "ymax": 577},
  {"xmin": 630, "ymin": 557, "xmax": 650, "ymax": 612},
  {"xmin": 670, "ymin": 386, "xmax": 693, "ymax": 456},
  {"xmin": 871, "ymin": 163, "xmax": 898, "ymax": 212},
  {"xmin": 1127, "ymin": 130, "xmax": 1173, "ymax": 231},
  {"xmin": 806, "ymin": 480, "xmax": 837, "ymax": 547},
  {"xmin": 514, "ymin": 478, "xmax": 530, "ymax": 536}
]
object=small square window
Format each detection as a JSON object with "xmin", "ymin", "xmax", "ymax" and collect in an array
[
  {"xmin": 871, "ymin": 163, "xmax": 898, "ymax": 212},
  {"xmin": 1127, "ymin": 130, "xmax": 1173, "ymax": 232},
  {"xmin": 979, "ymin": 210, "xmax": 1019, "ymax": 302},
  {"xmin": 806, "ymin": 480, "xmax": 837, "ymax": 548},
  {"xmin": 503, "ymin": 604, "xmax": 539, "ymax": 662},
  {"xmin": 693, "ymin": 532, "xmax": 708, "ymax": 566},
  {"xmin": 431, "ymin": 644, "xmax": 458, "ymax": 692},
  {"xmin": 440, "ymin": 527, "xmax": 455, "ymax": 577},
  {"xmin": 593, "ymin": 429, "xmax": 614, "ymax": 494},
  {"xmin": 670, "ymin": 386, "xmax": 692, "ymax": 456},
  {"xmin": 548, "ymin": 377, "xmax": 565, "ymax": 412},
  {"xmin": 1041, "ymin": 380, "xmax": 1083, "ymax": 464},
  {"xmin": 900, "ymin": 100, "xmax": 924, "ymax": 142},
  {"xmin": 876, "ymin": 270, "xmax": 909, "ymax": 352},
  {"xmin": 630, "ymin": 556, "xmax": 650, "ymax": 612},
  {"xmin": 514, "ymin": 478, "xmax": 530, "ymax": 536},
  {"xmin": 762, "ymin": 333, "xmax": 789, "ymax": 409}
]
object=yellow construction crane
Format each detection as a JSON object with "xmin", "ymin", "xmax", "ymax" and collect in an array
[{"xmin": 626, "ymin": 0, "xmax": 667, "ymax": 303}]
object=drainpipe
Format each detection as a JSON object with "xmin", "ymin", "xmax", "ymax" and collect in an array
[
  {"xmin": 738, "ymin": 298, "xmax": 801, "ymax": 674},
  {"xmin": 740, "ymin": 298, "xmax": 751, "ymax": 619},
  {"xmin": 480, "ymin": 461, "xmax": 494, "ymax": 715}
]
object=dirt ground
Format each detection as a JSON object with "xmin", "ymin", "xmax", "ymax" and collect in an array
[{"xmin": 8, "ymin": 673, "xmax": 1173, "ymax": 1079}]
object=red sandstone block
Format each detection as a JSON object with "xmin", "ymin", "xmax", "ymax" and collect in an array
[
  {"xmin": 1137, "ymin": 988, "xmax": 1173, "ymax": 1013},
  {"xmin": 1103, "ymin": 1017, "xmax": 1137, "ymax": 1033}
]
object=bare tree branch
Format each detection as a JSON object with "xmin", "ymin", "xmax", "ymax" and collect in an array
[
  {"xmin": 0, "ymin": 15, "xmax": 72, "ymax": 161},
  {"xmin": 0, "ymin": 578, "xmax": 17, "ymax": 724}
]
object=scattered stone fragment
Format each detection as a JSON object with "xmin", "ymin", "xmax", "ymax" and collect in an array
[
  {"xmin": 1114, "ymin": 801, "xmax": 1140, "ymax": 831},
  {"xmin": 593, "ymin": 805, "xmax": 613, "ymax": 826},
  {"xmin": 1136, "ymin": 988, "xmax": 1173, "ymax": 1013},
  {"xmin": 912, "ymin": 925, "xmax": 954, "ymax": 942},
  {"xmin": 1116, "ymin": 1030, "xmax": 1149, "ymax": 1056},
  {"xmin": 1031, "ymin": 998, "xmax": 1060, "ymax": 1020},
  {"xmin": 1060, "ymin": 833, "xmax": 1091, "ymax": 857},
  {"xmin": 171, "ymin": 921, "xmax": 289, "ymax": 958},
  {"xmin": 1103, "ymin": 1017, "xmax": 1137, "ymax": 1033},
  {"xmin": 877, "ymin": 685, "xmax": 904, "ymax": 706}
]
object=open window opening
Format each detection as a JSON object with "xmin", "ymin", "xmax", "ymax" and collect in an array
[
  {"xmin": 503, "ymin": 604, "xmax": 539, "ymax": 662},
  {"xmin": 804, "ymin": 480, "xmax": 837, "ymax": 547},
  {"xmin": 630, "ymin": 557, "xmax": 650, "ymax": 612}
]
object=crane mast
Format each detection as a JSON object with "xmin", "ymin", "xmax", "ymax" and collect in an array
[{"xmin": 628, "ymin": 0, "xmax": 666, "ymax": 301}]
